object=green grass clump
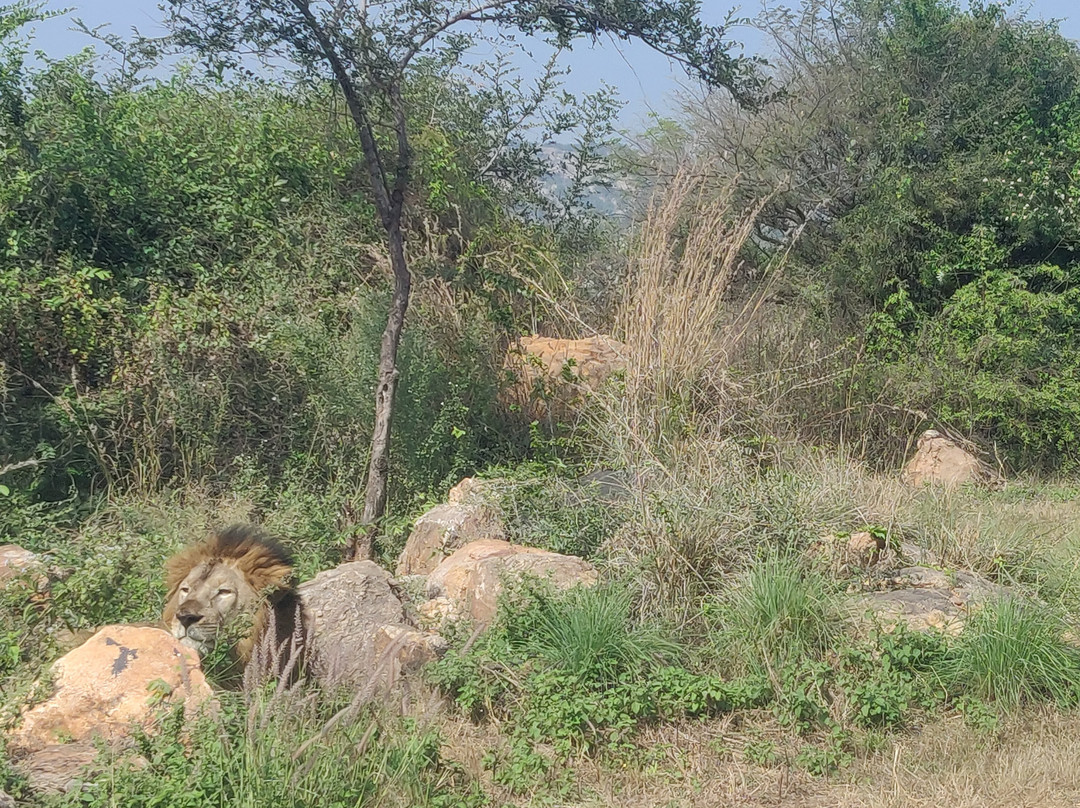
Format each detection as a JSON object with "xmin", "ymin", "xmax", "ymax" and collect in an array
[
  {"xmin": 515, "ymin": 583, "xmax": 680, "ymax": 682},
  {"xmin": 48, "ymin": 686, "xmax": 481, "ymax": 808},
  {"xmin": 942, "ymin": 597, "xmax": 1080, "ymax": 709},
  {"xmin": 716, "ymin": 551, "xmax": 842, "ymax": 674}
]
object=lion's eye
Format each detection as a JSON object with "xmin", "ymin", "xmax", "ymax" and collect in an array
[
  {"xmin": 179, "ymin": 586, "xmax": 190, "ymax": 595},
  {"xmin": 216, "ymin": 588, "xmax": 234, "ymax": 597}
]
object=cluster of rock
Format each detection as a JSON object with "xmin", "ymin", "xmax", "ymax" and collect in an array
[
  {"xmin": 2, "ymin": 477, "xmax": 596, "ymax": 794},
  {"xmin": 812, "ymin": 531, "xmax": 1007, "ymax": 635}
]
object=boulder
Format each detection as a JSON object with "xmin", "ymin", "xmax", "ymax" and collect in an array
[
  {"xmin": 423, "ymin": 539, "xmax": 598, "ymax": 625},
  {"xmin": 902, "ymin": 429, "xmax": 1002, "ymax": 489},
  {"xmin": 6, "ymin": 626, "xmax": 212, "ymax": 793},
  {"xmin": 396, "ymin": 499, "xmax": 505, "ymax": 577},
  {"xmin": 503, "ymin": 335, "xmax": 626, "ymax": 418},
  {"xmin": 298, "ymin": 561, "xmax": 446, "ymax": 691},
  {"xmin": 859, "ymin": 566, "xmax": 1007, "ymax": 635},
  {"xmin": 811, "ymin": 531, "xmax": 889, "ymax": 574},
  {"xmin": 0, "ymin": 544, "xmax": 41, "ymax": 584}
]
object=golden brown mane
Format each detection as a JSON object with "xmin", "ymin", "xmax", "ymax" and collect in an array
[{"xmin": 164, "ymin": 524, "xmax": 295, "ymax": 603}]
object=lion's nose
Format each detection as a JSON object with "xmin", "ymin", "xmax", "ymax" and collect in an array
[{"xmin": 178, "ymin": 612, "xmax": 203, "ymax": 629}]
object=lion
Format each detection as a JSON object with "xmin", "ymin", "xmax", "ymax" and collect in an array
[{"xmin": 162, "ymin": 524, "xmax": 305, "ymax": 680}]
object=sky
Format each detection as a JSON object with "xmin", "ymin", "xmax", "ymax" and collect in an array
[{"xmin": 24, "ymin": 0, "xmax": 1080, "ymax": 129}]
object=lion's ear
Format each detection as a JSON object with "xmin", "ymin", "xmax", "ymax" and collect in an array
[{"xmin": 163, "ymin": 545, "xmax": 202, "ymax": 594}]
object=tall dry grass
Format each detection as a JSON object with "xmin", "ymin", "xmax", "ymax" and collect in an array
[{"xmin": 611, "ymin": 171, "xmax": 770, "ymax": 458}]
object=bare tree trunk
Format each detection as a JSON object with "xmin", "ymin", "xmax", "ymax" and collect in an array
[{"xmin": 347, "ymin": 225, "xmax": 411, "ymax": 561}]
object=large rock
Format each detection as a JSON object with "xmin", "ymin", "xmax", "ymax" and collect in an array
[
  {"xmin": 860, "ymin": 566, "xmax": 1007, "ymax": 634},
  {"xmin": 503, "ymin": 335, "xmax": 626, "ymax": 418},
  {"xmin": 396, "ymin": 496, "xmax": 506, "ymax": 577},
  {"xmin": 0, "ymin": 544, "xmax": 41, "ymax": 584},
  {"xmin": 6, "ymin": 626, "xmax": 212, "ymax": 793},
  {"xmin": 902, "ymin": 429, "xmax": 1002, "ymax": 488},
  {"xmin": 424, "ymin": 539, "xmax": 598, "ymax": 625},
  {"xmin": 298, "ymin": 562, "xmax": 445, "ymax": 691}
]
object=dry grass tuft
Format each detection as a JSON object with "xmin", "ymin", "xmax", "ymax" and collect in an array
[
  {"xmin": 559, "ymin": 711, "xmax": 1080, "ymax": 808},
  {"xmin": 609, "ymin": 170, "xmax": 770, "ymax": 458}
]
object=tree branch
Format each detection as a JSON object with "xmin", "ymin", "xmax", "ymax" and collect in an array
[
  {"xmin": 0, "ymin": 458, "xmax": 40, "ymax": 478},
  {"xmin": 396, "ymin": 0, "xmax": 517, "ymax": 71},
  {"xmin": 289, "ymin": 0, "xmax": 395, "ymax": 223}
]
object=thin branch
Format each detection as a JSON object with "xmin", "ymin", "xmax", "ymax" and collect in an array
[
  {"xmin": 0, "ymin": 458, "xmax": 40, "ymax": 478},
  {"xmin": 289, "ymin": 0, "xmax": 394, "ymax": 223},
  {"xmin": 396, "ymin": 0, "xmax": 516, "ymax": 71}
]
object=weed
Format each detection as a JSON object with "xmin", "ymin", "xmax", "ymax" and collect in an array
[
  {"xmin": 796, "ymin": 723, "xmax": 852, "ymax": 776},
  {"xmin": 743, "ymin": 737, "xmax": 778, "ymax": 767},
  {"xmin": 838, "ymin": 624, "xmax": 948, "ymax": 729}
]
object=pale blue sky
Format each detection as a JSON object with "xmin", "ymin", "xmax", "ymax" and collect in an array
[{"xmin": 26, "ymin": 0, "xmax": 1080, "ymax": 128}]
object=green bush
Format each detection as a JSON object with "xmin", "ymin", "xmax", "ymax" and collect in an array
[
  {"xmin": 838, "ymin": 624, "xmax": 948, "ymax": 729},
  {"xmin": 429, "ymin": 579, "xmax": 769, "ymax": 771}
]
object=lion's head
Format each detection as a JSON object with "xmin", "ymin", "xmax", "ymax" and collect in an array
[{"xmin": 162, "ymin": 525, "xmax": 301, "ymax": 671}]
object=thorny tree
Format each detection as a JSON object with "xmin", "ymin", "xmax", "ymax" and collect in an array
[{"xmin": 165, "ymin": 0, "xmax": 766, "ymax": 559}]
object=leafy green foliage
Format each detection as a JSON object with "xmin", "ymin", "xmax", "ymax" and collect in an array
[
  {"xmin": 838, "ymin": 624, "xmax": 948, "ymax": 728},
  {"xmin": 429, "ymin": 579, "xmax": 770, "ymax": 779}
]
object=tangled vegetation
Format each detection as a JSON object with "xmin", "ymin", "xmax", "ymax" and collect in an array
[{"xmin": 6, "ymin": 0, "xmax": 1080, "ymax": 803}]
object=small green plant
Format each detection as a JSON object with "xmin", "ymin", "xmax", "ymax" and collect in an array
[
  {"xmin": 839, "ymin": 623, "xmax": 948, "ymax": 728},
  {"xmin": 956, "ymin": 695, "xmax": 1000, "ymax": 734},
  {"xmin": 795, "ymin": 723, "xmax": 852, "ymax": 776},
  {"xmin": 774, "ymin": 660, "xmax": 831, "ymax": 733},
  {"xmin": 743, "ymin": 737, "xmax": 778, "ymax": 767}
]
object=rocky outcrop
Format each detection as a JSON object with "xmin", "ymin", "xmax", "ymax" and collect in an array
[
  {"xmin": 6, "ymin": 626, "xmax": 212, "ymax": 793},
  {"xmin": 503, "ymin": 335, "xmax": 626, "ymax": 418},
  {"xmin": 396, "ymin": 491, "xmax": 506, "ymax": 577},
  {"xmin": 422, "ymin": 539, "xmax": 598, "ymax": 625},
  {"xmin": 902, "ymin": 429, "xmax": 1002, "ymax": 489},
  {"xmin": 298, "ymin": 561, "xmax": 446, "ymax": 690},
  {"xmin": 859, "ymin": 566, "xmax": 1007, "ymax": 634}
]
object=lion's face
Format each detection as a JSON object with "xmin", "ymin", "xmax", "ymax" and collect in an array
[{"xmin": 168, "ymin": 559, "xmax": 260, "ymax": 654}]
